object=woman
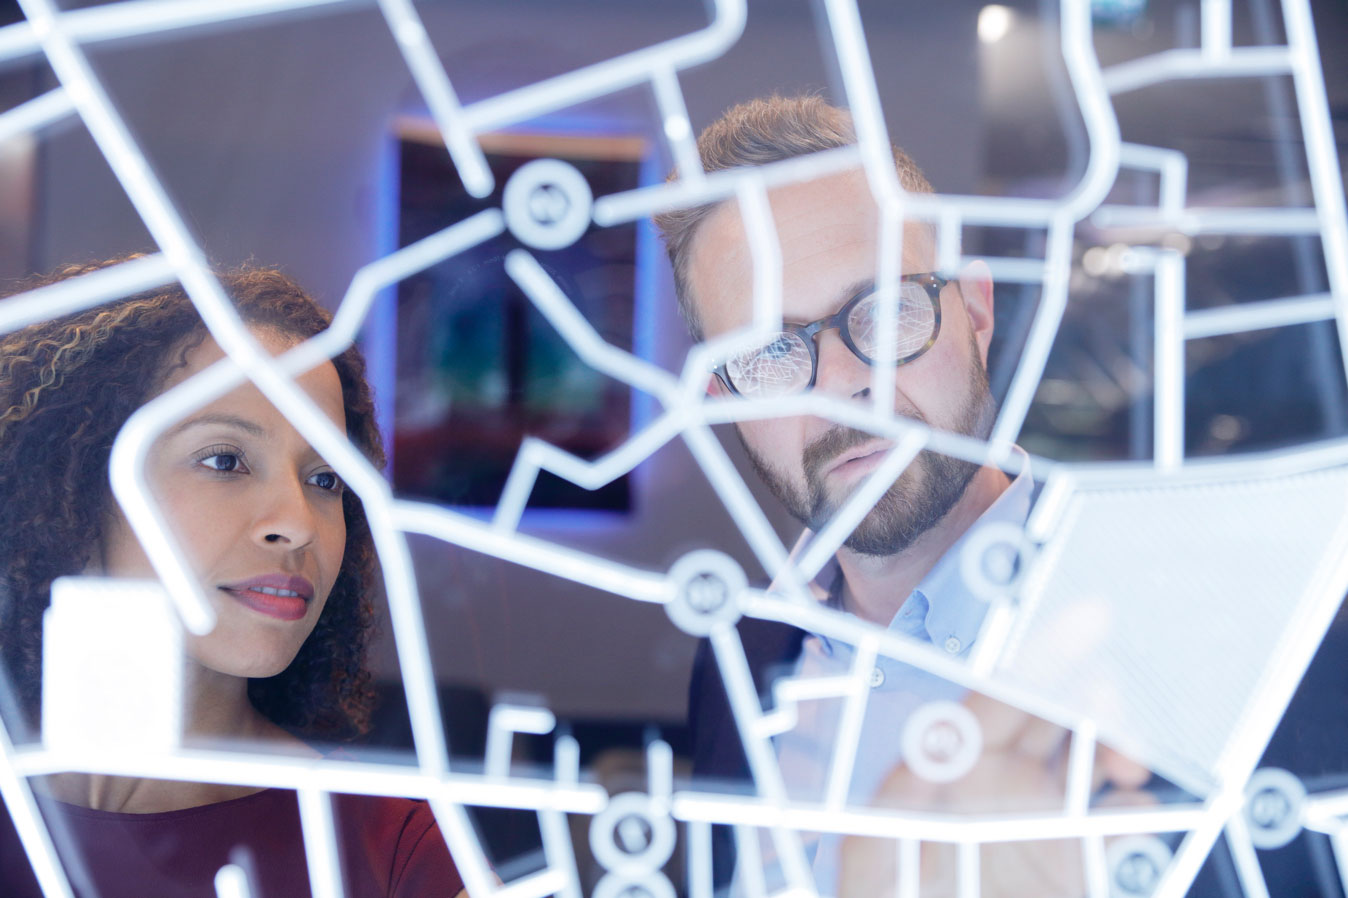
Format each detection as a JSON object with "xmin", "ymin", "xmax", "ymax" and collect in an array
[{"xmin": 0, "ymin": 259, "xmax": 467, "ymax": 898}]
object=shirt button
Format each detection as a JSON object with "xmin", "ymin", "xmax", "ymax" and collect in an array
[
  {"xmin": 943, "ymin": 636, "xmax": 963, "ymax": 654},
  {"xmin": 868, "ymin": 666, "xmax": 886, "ymax": 688}
]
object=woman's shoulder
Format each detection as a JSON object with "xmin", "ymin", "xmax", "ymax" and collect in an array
[{"xmin": 333, "ymin": 793, "xmax": 465, "ymax": 898}]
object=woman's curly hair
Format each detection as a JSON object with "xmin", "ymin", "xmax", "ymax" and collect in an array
[{"xmin": 0, "ymin": 258, "xmax": 385, "ymax": 742}]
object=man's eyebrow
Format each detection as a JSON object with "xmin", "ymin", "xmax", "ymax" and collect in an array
[{"xmin": 164, "ymin": 413, "xmax": 267, "ymax": 440}]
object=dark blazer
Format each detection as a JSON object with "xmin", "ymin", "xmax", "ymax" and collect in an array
[{"xmin": 687, "ymin": 615, "xmax": 806, "ymax": 893}]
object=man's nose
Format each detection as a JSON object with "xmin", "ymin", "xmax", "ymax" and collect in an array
[{"xmin": 813, "ymin": 327, "xmax": 870, "ymax": 399}]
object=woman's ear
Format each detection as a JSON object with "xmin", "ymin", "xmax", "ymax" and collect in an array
[
  {"xmin": 706, "ymin": 374, "xmax": 728, "ymax": 397},
  {"xmin": 957, "ymin": 259, "xmax": 995, "ymax": 365}
]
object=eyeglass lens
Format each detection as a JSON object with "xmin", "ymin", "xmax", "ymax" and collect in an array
[{"xmin": 724, "ymin": 280, "xmax": 937, "ymax": 397}]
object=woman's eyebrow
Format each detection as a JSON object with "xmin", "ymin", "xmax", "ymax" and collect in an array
[{"xmin": 164, "ymin": 413, "xmax": 267, "ymax": 440}]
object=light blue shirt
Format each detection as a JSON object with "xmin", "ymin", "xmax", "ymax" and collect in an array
[{"xmin": 744, "ymin": 461, "xmax": 1034, "ymax": 896}]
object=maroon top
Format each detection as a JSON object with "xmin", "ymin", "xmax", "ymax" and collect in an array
[{"xmin": 1, "ymin": 788, "xmax": 465, "ymax": 898}]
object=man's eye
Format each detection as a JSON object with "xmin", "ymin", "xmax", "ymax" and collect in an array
[
  {"xmin": 307, "ymin": 470, "xmax": 343, "ymax": 493},
  {"xmin": 757, "ymin": 335, "xmax": 798, "ymax": 360}
]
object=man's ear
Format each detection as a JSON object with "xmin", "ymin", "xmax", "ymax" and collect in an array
[{"xmin": 957, "ymin": 259, "xmax": 995, "ymax": 365}]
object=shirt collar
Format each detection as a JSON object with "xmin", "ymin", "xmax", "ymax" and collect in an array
[{"xmin": 770, "ymin": 448, "xmax": 1034, "ymax": 654}]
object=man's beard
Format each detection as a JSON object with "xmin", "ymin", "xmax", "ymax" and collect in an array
[{"xmin": 741, "ymin": 352, "xmax": 996, "ymax": 558}]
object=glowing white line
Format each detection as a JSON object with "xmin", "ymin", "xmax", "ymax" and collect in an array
[
  {"xmin": 1332, "ymin": 823, "xmax": 1348, "ymax": 897},
  {"xmin": 870, "ymin": 205, "xmax": 903, "ymax": 410},
  {"xmin": 394, "ymin": 500, "xmax": 672, "ymax": 603},
  {"xmin": 1116, "ymin": 142, "xmax": 1188, "ymax": 214},
  {"xmin": 957, "ymin": 842, "xmax": 978, "ymax": 898},
  {"xmin": 0, "ymin": 252, "xmax": 176, "ymax": 336},
  {"xmin": 989, "ymin": 215, "xmax": 1073, "ymax": 452},
  {"xmin": 0, "ymin": 0, "xmax": 360, "ymax": 63},
  {"xmin": 554, "ymin": 734, "xmax": 580, "ymax": 786},
  {"xmin": 648, "ymin": 739, "xmax": 674, "ymax": 802},
  {"xmin": 429, "ymin": 798, "xmax": 510, "ymax": 898},
  {"xmin": 652, "ymin": 64, "xmax": 702, "ymax": 184},
  {"xmin": 794, "ymin": 431, "xmax": 928, "ymax": 581},
  {"xmin": 898, "ymin": 839, "xmax": 920, "ymax": 898},
  {"xmin": 486, "ymin": 705, "xmax": 556, "ymax": 779},
  {"xmin": 1154, "ymin": 251, "xmax": 1185, "ymax": 469},
  {"xmin": 592, "ymin": 145, "xmax": 862, "ymax": 227},
  {"xmin": 1091, "ymin": 205, "xmax": 1322, "ymax": 234},
  {"xmin": 687, "ymin": 820, "xmax": 713, "ymax": 898},
  {"xmin": 505, "ymin": 250, "xmax": 677, "ymax": 401},
  {"xmin": 1065, "ymin": 720, "xmax": 1097, "ymax": 816},
  {"xmin": 14, "ymin": 745, "xmax": 608, "ymax": 812},
  {"xmin": 1306, "ymin": 788, "xmax": 1348, "ymax": 823},
  {"xmin": 978, "ymin": 256, "xmax": 1047, "ymax": 284},
  {"xmin": 682, "ymin": 424, "xmax": 796, "ymax": 592},
  {"xmin": 1212, "ymin": 496, "xmax": 1348, "ymax": 785},
  {"xmin": 1202, "ymin": 0, "xmax": 1232, "ymax": 60},
  {"xmin": 461, "ymin": 0, "xmax": 746, "ymax": 134},
  {"xmin": 699, "ymin": 394, "xmax": 1022, "ymax": 474},
  {"xmin": 539, "ymin": 808, "xmax": 582, "ymax": 898},
  {"xmin": 709, "ymin": 626, "xmax": 815, "ymax": 892},
  {"xmin": 733, "ymin": 822, "xmax": 768, "ymax": 898},
  {"xmin": 1183, "ymin": 293, "xmax": 1336, "ymax": 339},
  {"xmin": 819, "ymin": 0, "xmax": 901, "ymax": 205},
  {"xmin": 741, "ymin": 592, "xmax": 1092, "ymax": 733},
  {"xmin": 1056, "ymin": 0, "xmax": 1122, "ymax": 221},
  {"xmin": 0, "ymin": 87, "xmax": 73, "ymax": 144},
  {"xmin": 493, "ymin": 413, "xmax": 683, "ymax": 533},
  {"xmin": 0, "ymin": 722, "xmax": 73, "ymax": 898},
  {"xmin": 754, "ymin": 671, "xmax": 857, "ymax": 733},
  {"xmin": 490, "ymin": 868, "xmax": 571, "ymax": 898},
  {"xmin": 1283, "ymin": 0, "xmax": 1348, "ymax": 380},
  {"xmin": 327, "ymin": 209, "xmax": 505, "ymax": 355},
  {"xmin": 823, "ymin": 637, "xmax": 878, "ymax": 811},
  {"xmin": 109, "ymin": 359, "xmax": 241, "ymax": 632},
  {"xmin": 1224, "ymin": 814, "xmax": 1272, "ymax": 898},
  {"xmin": 1083, "ymin": 835, "xmax": 1108, "ymax": 898},
  {"xmin": 1152, "ymin": 791, "xmax": 1239, "ymax": 898},
  {"xmin": 297, "ymin": 788, "xmax": 345, "ymax": 898},
  {"xmin": 669, "ymin": 792, "xmax": 1211, "ymax": 841},
  {"xmin": 938, "ymin": 208, "xmax": 961, "ymax": 274},
  {"xmin": 1103, "ymin": 46, "xmax": 1294, "ymax": 95},
  {"xmin": 375, "ymin": 0, "xmax": 492, "ymax": 197},
  {"xmin": 756, "ymin": 675, "xmax": 857, "ymax": 739}
]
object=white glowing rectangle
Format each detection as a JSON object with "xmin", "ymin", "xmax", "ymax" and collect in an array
[{"xmin": 41, "ymin": 577, "xmax": 182, "ymax": 753}]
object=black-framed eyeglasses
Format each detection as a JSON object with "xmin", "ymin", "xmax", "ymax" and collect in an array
[{"xmin": 713, "ymin": 273, "xmax": 947, "ymax": 398}]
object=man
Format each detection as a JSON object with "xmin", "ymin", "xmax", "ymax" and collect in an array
[{"xmin": 655, "ymin": 96, "xmax": 1146, "ymax": 896}]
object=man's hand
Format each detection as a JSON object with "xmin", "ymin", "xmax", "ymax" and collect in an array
[{"xmin": 838, "ymin": 692, "xmax": 1152, "ymax": 898}]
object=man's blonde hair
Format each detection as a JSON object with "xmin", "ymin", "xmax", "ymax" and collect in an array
[{"xmin": 652, "ymin": 94, "xmax": 933, "ymax": 339}]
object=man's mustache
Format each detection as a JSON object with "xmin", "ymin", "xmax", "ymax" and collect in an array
[{"xmin": 801, "ymin": 415, "xmax": 926, "ymax": 483}]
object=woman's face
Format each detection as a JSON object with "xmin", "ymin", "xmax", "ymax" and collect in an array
[{"xmin": 98, "ymin": 328, "xmax": 348, "ymax": 680}]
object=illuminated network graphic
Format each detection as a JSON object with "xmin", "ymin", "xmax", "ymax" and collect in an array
[{"xmin": 1, "ymin": 1, "xmax": 1347, "ymax": 897}]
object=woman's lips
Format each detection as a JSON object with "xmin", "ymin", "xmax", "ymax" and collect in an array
[{"xmin": 219, "ymin": 574, "xmax": 313, "ymax": 621}]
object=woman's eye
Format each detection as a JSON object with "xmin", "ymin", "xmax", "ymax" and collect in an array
[
  {"xmin": 307, "ymin": 470, "xmax": 343, "ymax": 493},
  {"xmin": 196, "ymin": 452, "xmax": 247, "ymax": 474}
]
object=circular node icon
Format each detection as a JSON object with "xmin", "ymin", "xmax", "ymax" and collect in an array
[
  {"xmin": 900, "ymin": 701, "xmax": 982, "ymax": 783},
  {"xmin": 590, "ymin": 792, "xmax": 677, "ymax": 876},
  {"xmin": 502, "ymin": 158, "xmax": 593, "ymax": 250},
  {"xmin": 1244, "ymin": 767, "xmax": 1307, "ymax": 849},
  {"xmin": 664, "ymin": 550, "xmax": 745, "ymax": 636},
  {"xmin": 592, "ymin": 872, "xmax": 676, "ymax": 898},
  {"xmin": 960, "ymin": 521, "xmax": 1037, "ymax": 602},
  {"xmin": 1106, "ymin": 835, "xmax": 1172, "ymax": 898}
]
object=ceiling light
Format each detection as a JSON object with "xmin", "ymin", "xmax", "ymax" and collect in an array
[{"xmin": 978, "ymin": 5, "xmax": 1014, "ymax": 44}]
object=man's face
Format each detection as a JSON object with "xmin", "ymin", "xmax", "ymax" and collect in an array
[{"xmin": 686, "ymin": 169, "xmax": 997, "ymax": 556}]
